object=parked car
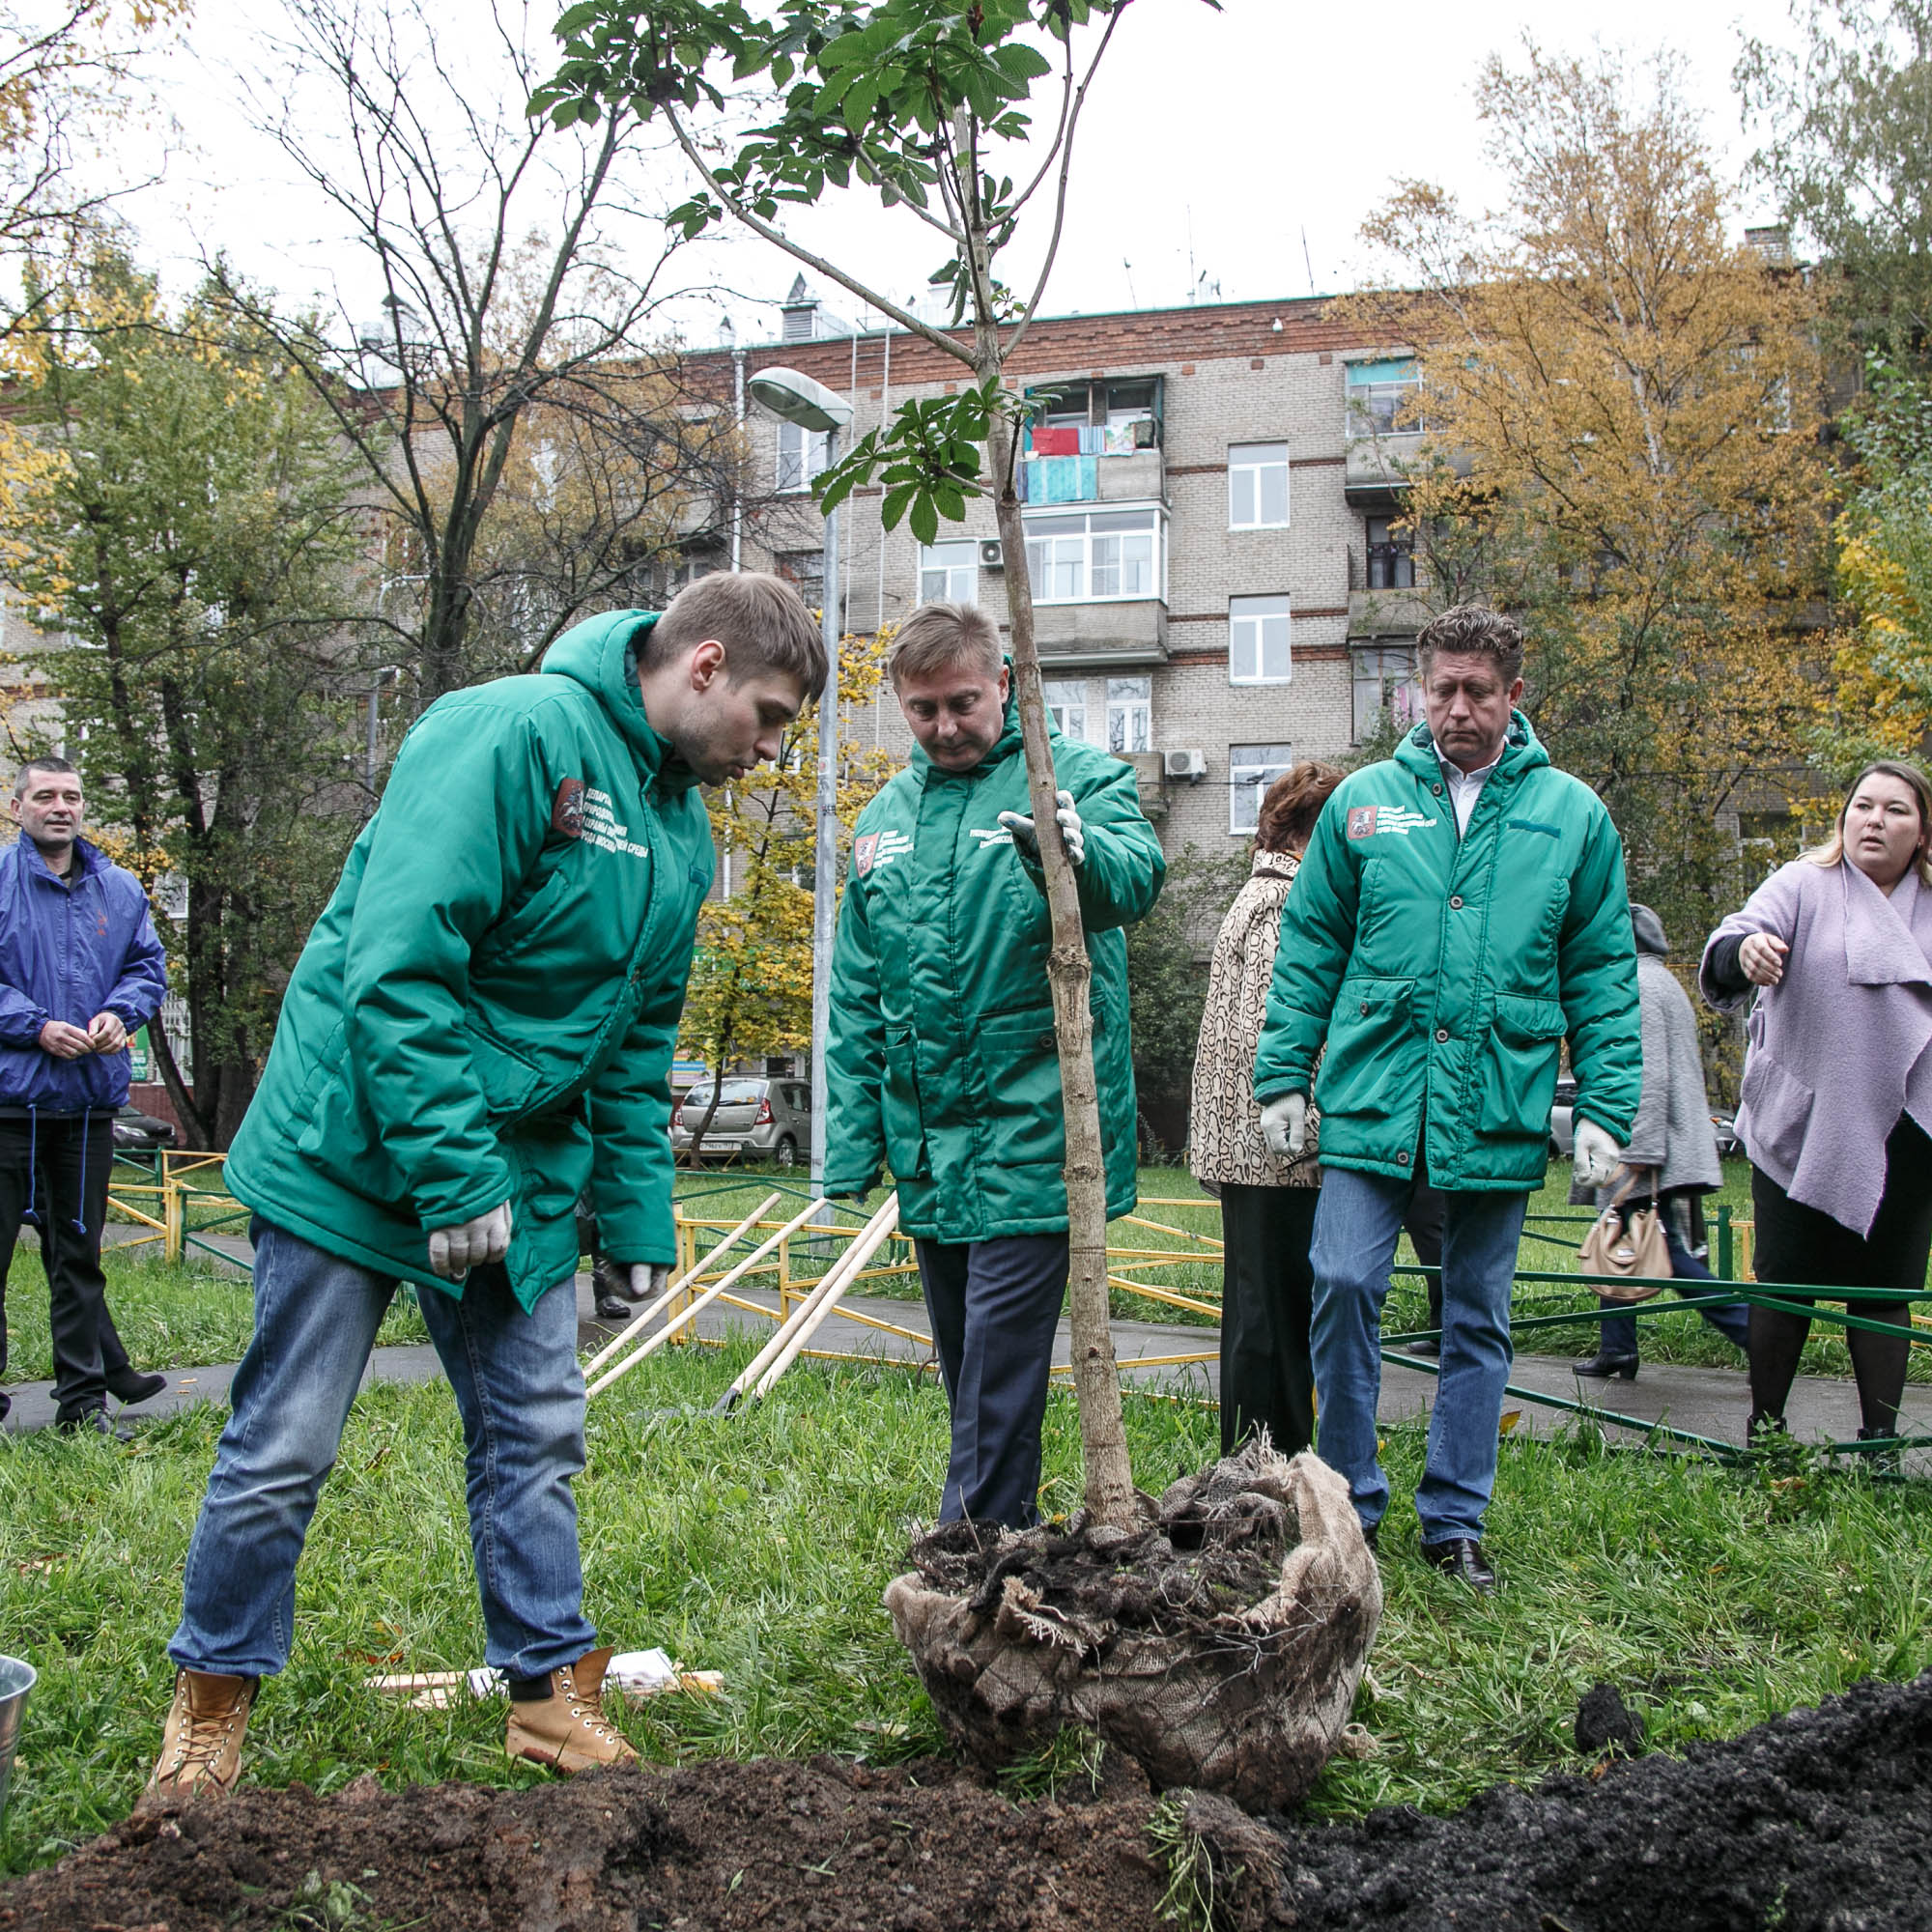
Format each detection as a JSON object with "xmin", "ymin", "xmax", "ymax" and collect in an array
[
  {"xmin": 1547, "ymin": 1077, "xmax": 1744, "ymax": 1162},
  {"xmin": 112, "ymin": 1105, "xmax": 177, "ymax": 1156},
  {"xmin": 1548, "ymin": 1075, "xmax": 1577, "ymax": 1157},
  {"xmin": 670, "ymin": 1077, "xmax": 812, "ymax": 1166}
]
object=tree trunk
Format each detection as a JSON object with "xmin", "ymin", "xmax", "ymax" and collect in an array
[{"xmin": 986, "ymin": 408, "xmax": 1140, "ymax": 1530}]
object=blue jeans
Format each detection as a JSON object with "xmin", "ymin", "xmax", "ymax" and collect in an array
[
  {"xmin": 1311, "ymin": 1167, "xmax": 1528, "ymax": 1545},
  {"xmin": 169, "ymin": 1218, "xmax": 594, "ymax": 1681},
  {"xmin": 1596, "ymin": 1226, "xmax": 1750, "ymax": 1357}
]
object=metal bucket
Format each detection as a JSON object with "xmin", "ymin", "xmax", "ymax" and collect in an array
[{"xmin": 0, "ymin": 1655, "xmax": 35, "ymax": 1821}]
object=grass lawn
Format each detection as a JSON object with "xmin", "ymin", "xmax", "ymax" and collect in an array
[{"xmin": 3, "ymin": 1339, "xmax": 1929, "ymax": 1880}]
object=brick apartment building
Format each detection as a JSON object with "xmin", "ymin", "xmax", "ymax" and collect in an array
[{"xmin": 715, "ymin": 279, "xmax": 1432, "ymax": 857}]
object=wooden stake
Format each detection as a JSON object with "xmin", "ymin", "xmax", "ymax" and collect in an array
[
  {"xmin": 713, "ymin": 1193, "xmax": 899, "ymax": 1412},
  {"xmin": 751, "ymin": 1198, "xmax": 903, "ymax": 1402},
  {"xmin": 585, "ymin": 1195, "xmax": 822, "ymax": 1400},
  {"xmin": 582, "ymin": 1192, "xmax": 781, "ymax": 1377}
]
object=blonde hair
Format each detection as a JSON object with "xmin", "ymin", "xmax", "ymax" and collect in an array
[{"xmin": 1802, "ymin": 758, "xmax": 1932, "ymax": 888}]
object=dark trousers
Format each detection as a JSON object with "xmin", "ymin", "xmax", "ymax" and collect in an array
[
  {"xmin": 1747, "ymin": 1121, "xmax": 1932, "ymax": 1435},
  {"xmin": 1596, "ymin": 1215, "xmax": 1750, "ymax": 1358},
  {"xmin": 1221, "ymin": 1180, "xmax": 1447, "ymax": 1459},
  {"xmin": 915, "ymin": 1233, "xmax": 1068, "ymax": 1529},
  {"xmin": 0, "ymin": 1112, "xmax": 132, "ymax": 1424},
  {"xmin": 1218, "ymin": 1183, "xmax": 1319, "ymax": 1458}
]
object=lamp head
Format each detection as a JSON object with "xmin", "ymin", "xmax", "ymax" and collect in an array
[{"xmin": 748, "ymin": 364, "xmax": 853, "ymax": 433}]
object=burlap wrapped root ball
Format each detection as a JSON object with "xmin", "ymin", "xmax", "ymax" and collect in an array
[{"xmin": 884, "ymin": 1446, "xmax": 1381, "ymax": 1810}]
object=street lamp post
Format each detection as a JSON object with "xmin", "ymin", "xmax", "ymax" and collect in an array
[{"xmin": 746, "ymin": 366, "xmax": 854, "ymax": 1219}]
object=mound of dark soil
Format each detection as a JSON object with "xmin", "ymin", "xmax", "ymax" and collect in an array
[
  {"xmin": 0, "ymin": 1751, "xmax": 1165, "ymax": 1932},
  {"xmin": 3, "ymin": 1672, "xmax": 1929, "ymax": 1931},
  {"xmin": 1239, "ymin": 1669, "xmax": 1932, "ymax": 1932}
]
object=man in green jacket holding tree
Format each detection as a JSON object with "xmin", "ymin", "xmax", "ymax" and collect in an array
[
  {"xmin": 824, "ymin": 602, "xmax": 1164, "ymax": 1529},
  {"xmin": 149, "ymin": 574, "xmax": 824, "ymax": 1797},
  {"xmin": 1254, "ymin": 606, "xmax": 1639, "ymax": 1592}
]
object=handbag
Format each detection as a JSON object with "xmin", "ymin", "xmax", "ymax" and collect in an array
[{"xmin": 1577, "ymin": 1171, "xmax": 1672, "ymax": 1302}]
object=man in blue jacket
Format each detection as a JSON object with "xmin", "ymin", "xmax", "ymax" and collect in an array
[{"xmin": 0, "ymin": 757, "xmax": 169, "ymax": 1435}]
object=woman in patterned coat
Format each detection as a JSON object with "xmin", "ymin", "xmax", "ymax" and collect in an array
[{"xmin": 1189, "ymin": 763, "xmax": 1344, "ymax": 1455}]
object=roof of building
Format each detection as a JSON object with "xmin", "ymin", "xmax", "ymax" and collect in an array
[{"xmin": 695, "ymin": 292, "xmax": 1404, "ymax": 395}]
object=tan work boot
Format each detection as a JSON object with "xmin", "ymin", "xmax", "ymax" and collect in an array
[
  {"xmin": 145, "ymin": 1669, "xmax": 256, "ymax": 1802},
  {"xmin": 504, "ymin": 1647, "xmax": 639, "ymax": 1775}
]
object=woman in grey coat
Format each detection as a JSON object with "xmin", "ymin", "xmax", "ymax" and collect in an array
[{"xmin": 1573, "ymin": 904, "xmax": 1749, "ymax": 1379}]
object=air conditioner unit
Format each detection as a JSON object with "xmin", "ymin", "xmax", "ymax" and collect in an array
[
  {"xmin": 1163, "ymin": 748, "xmax": 1208, "ymax": 782},
  {"xmin": 979, "ymin": 539, "xmax": 1005, "ymax": 570}
]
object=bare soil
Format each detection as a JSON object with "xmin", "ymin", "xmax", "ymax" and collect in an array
[{"xmin": 2, "ymin": 1671, "xmax": 1929, "ymax": 1931}]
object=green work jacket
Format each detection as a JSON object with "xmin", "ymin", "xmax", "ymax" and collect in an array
[
  {"xmin": 1253, "ymin": 713, "xmax": 1640, "ymax": 1191},
  {"xmin": 224, "ymin": 611, "xmax": 714, "ymax": 1309},
  {"xmin": 823, "ymin": 696, "xmax": 1165, "ymax": 1240}
]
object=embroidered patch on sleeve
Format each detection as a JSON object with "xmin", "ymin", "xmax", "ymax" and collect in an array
[
  {"xmin": 551, "ymin": 778, "xmax": 587, "ymax": 838},
  {"xmin": 1347, "ymin": 806, "xmax": 1378, "ymax": 839},
  {"xmin": 854, "ymin": 832, "xmax": 878, "ymax": 876}
]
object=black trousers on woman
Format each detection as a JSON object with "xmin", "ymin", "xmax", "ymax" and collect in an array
[
  {"xmin": 1748, "ymin": 1115, "xmax": 1932, "ymax": 1437},
  {"xmin": 1218, "ymin": 1183, "xmax": 1320, "ymax": 1458}
]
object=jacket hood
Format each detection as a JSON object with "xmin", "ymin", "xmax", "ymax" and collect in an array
[
  {"xmin": 540, "ymin": 609, "xmax": 701, "ymax": 793},
  {"xmin": 1395, "ymin": 707, "xmax": 1548, "ymax": 785},
  {"xmin": 1631, "ymin": 902, "xmax": 1669, "ymax": 955},
  {"xmin": 1252, "ymin": 848, "xmax": 1300, "ymax": 880},
  {"xmin": 11, "ymin": 832, "xmax": 106, "ymax": 886}
]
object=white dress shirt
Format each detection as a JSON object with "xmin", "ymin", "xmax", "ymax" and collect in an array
[{"xmin": 1435, "ymin": 745, "xmax": 1503, "ymax": 837}]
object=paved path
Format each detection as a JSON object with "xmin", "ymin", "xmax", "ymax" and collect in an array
[{"xmin": 8, "ymin": 1250, "xmax": 1930, "ymax": 1467}]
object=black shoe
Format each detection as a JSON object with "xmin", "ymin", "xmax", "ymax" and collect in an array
[
  {"xmin": 1405, "ymin": 1337, "xmax": 1440, "ymax": 1356},
  {"xmin": 594, "ymin": 1294, "xmax": 633, "ymax": 1322},
  {"xmin": 1572, "ymin": 1352, "xmax": 1639, "ymax": 1381},
  {"xmin": 1361, "ymin": 1521, "xmax": 1379, "ymax": 1553},
  {"xmin": 55, "ymin": 1408, "xmax": 132, "ymax": 1441},
  {"xmin": 107, "ymin": 1368, "xmax": 168, "ymax": 1406},
  {"xmin": 1857, "ymin": 1425, "xmax": 1903, "ymax": 1475},
  {"xmin": 1421, "ymin": 1536, "xmax": 1496, "ymax": 1593}
]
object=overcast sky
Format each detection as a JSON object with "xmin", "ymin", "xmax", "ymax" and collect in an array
[{"xmin": 119, "ymin": 0, "xmax": 1804, "ymax": 348}]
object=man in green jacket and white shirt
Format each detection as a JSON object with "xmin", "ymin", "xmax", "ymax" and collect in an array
[
  {"xmin": 824, "ymin": 602, "xmax": 1164, "ymax": 1528},
  {"xmin": 1254, "ymin": 606, "xmax": 1639, "ymax": 1591},
  {"xmin": 150, "ymin": 575, "xmax": 824, "ymax": 1797}
]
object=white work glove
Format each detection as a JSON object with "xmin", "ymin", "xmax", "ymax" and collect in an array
[
  {"xmin": 1261, "ymin": 1093, "xmax": 1308, "ymax": 1159},
  {"xmin": 998, "ymin": 789, "xmax": 1085, "ymax": 867},
  {"xmin": 427, "ymin": 1200, "xmax": 513, "ymax": 1280},
  {"xmin": 1572, "ymin": 1119, "xmax": 1623, "ymax": 1191},
  {"xmin": 630, "ymin": 1263, "xmax": 669, "ymax": 1300}
]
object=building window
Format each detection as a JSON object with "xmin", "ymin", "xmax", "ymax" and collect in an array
[
  {"xmin": 777, "ymin": 420, "xmax": 831, "ymax": 493},
  {"xmin": 1228, "ymin": 442, "xmax": 1290, "ymax": 528},
  {"xmin": 1350, "ymin": 645, "xmax": 1424, "ymax": 745},
  {"xmin": 1107, "ymin": 677, "xmax": 1151, "ymax": 754},
  {"xmin": 1230, "ymin": 744, "xmax": 1294, "ymax": 836},
  {"xmin": 1042, "ymin": 679, "xmax": 1089, "ymax": 742},
  {"xmin": 1346, "ymin": 357, "xmax": 1422, "ymax": 438},
  {"xmin": 777, "ymin": 551, "xmax": 824, "ymax": 610},
  {"xmin": 1023, "ymin": 507, "xmax": 1164, "ymax": 605},
  {"xmin": 918, "ymin": 540, "xmax": 978, "ymax": 605},
  {"xmin": 1365, "ymin": 517, "xmax": 1415, "ymax": 589},
  {"xmin": 1230, "ymin": 594, "xmax": 1292, "ymax": 684}
]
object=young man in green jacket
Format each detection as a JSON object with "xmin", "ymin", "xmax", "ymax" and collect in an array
[
  {"xmin": 823, "ymin": 603, "xmax": 1165, "ymax": 1528},
  {"xmin": 150, "ymin": 574, "xmax": 824, "ymax": 1797},
  {"xmin": 1254, "ymin": 606, "xmax": 1639, "ymax": 1591}
]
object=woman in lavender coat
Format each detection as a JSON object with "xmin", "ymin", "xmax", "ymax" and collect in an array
[{"xmin": 1700, "ymin": 759, "xmax": 1932, "ymax": 1445}]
